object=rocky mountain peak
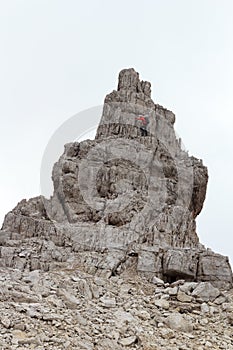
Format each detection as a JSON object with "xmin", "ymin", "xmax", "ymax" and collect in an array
[
  {"xmin": 0, "ymin": 68, "xmax": 232, "ymax": 349},
  {"xmin": 97, "ymin": 68, "xmax": 175, "ymax": 141},
  {"xmin": 0, "ymin": 68, "xmax": 232, "ymax": 291},
  {"xmin": 117, "ymin": 68, "xmax": 152, "ymax": 98},
  {"xmin": 117, "ymin": 68, "xmax": 140, "ymax": 91}
]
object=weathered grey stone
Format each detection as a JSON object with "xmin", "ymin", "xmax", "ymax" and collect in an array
[
  {"xmin": 197, "ymin": 251, "xmax": 232, "ymax": 289},
  {"xmin": 118, "ymin": 335, "xmax": 138, "ymax": 346},
  {"xmin": 177, "ymin": 290, "xmax": 193, "ymax": 303},
  {"xmin": 100, "ymin": 296, "xmax": 116, "ymax": 308},
  {"xmin": 76, "ymin": 340, "xmax": 94, "ymax": 350},
  {"xmin": 57, "ymin": 289, "xmax": 80, "ymax": 309},
  {"xmin": 151, "ymin": 276, "xmax": 165, "ymax": 286},
  {"xmin": 164, "ymin": 286, "xmax": 178, "ymax": 296},
  {"xmin": 137, "ymin": 310, "xmax": 151, "ymax": 320},
  {"xmin": 165, "ymin": 313, "xmax": 193, "ymax": 333},
  {"xmin": 1, "ymin": 316, "xmax": 11, "ymax": 329},
  {"xmin": 170, "ymin": 279, "xmax": 185, "ymax": 287},
  {"xmin": 75, "ymin": 278, "xmax": 93, "ymax": 300},
  {"xmin": 192, "ymin": 282, "xmax": 220, "ymax": 302},
  {"xmin": 179, "ymin": 282, "xmax": 198, "ymax": 294},
  {"xmin": 222, "ymin": 302, "xmax": 233, "ymax": 312},
  {"xmin": 154, "ymin": 299, "xmax": 170, "ymax": 310},
  {"xmin": 201, "ymin": 303, "xmax": 210, "ymax": 313},
  {"xmin": 114, "ymin": 310, "xmax": 135, "ymax": 326},
  {"xmin": 213, "ymin": 295, "xmax": 226, "ymax": 305},
  {"xmin": 22, "ymin": 270, "xmax": 40, "ymax": 285}
]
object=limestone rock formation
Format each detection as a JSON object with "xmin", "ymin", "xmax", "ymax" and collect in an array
[{"xmin": 0, "ymin": 68, "xmax": 232, "ymax": 290}]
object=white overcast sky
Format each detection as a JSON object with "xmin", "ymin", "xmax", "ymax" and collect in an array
[{"xmin": 0, "ymin": 0, "xmax": 233, "ymax": 263}]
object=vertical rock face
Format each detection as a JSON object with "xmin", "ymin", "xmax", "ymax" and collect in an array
[{"xmin": 1, "ymin": 68, "xmax": 232, "ymax": 289}]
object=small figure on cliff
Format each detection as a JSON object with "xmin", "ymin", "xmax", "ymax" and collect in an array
[{"xmin": 136, "ymin": 115, "xmax": 149, "ymax": 136}]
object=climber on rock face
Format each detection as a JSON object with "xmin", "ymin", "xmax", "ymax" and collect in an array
[{"xmin": 136, "ymin": 115, "xmax": 149, "ymax": 136}]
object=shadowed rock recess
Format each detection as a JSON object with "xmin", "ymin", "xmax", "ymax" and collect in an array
[{"xmin": 1, "ymin": 68, "xmax": 232, "ymax": 291}]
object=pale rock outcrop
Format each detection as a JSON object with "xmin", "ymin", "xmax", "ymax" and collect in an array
[{"xmin": 0, "ymin": 68, "xmax": 232, "ymax": 290}]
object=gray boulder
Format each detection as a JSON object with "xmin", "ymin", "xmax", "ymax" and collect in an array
[
  {"xmin": 165, "ymin": 313, "xmax": 193, "ymax": 333},
  {"xmin": 192, "ymin": 282, "xmax": 220, "ymax": 302}
]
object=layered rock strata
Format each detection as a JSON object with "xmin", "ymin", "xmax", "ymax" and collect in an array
[{"xmin": 0, "ymin": 68, "xmax": 232, "ymax": 289}]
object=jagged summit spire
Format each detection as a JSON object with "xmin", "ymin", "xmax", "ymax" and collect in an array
[
  {"xmin": 104, "ymin": 67, "xmax": 154, "ymax": 106},
  {"xmin": 96, "ymin": 68, "xmax": 175, "ymax": 140},
  {"xmin": 117, "ymin": 68, "xmax": 151, "ymax": 98},
  {"xmin": 117, "ymin": 68, "xmax": 139, "ymax": 91}
]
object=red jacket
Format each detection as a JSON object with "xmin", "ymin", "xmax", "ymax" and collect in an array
[{"xmin": 136, "ymin": 116, "xmax": 148, "ymax": 126}]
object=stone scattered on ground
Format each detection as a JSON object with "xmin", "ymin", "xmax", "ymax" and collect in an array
[{"xmin": 0, "ymin": 267, "xmax": 233, "ymax": 349}]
